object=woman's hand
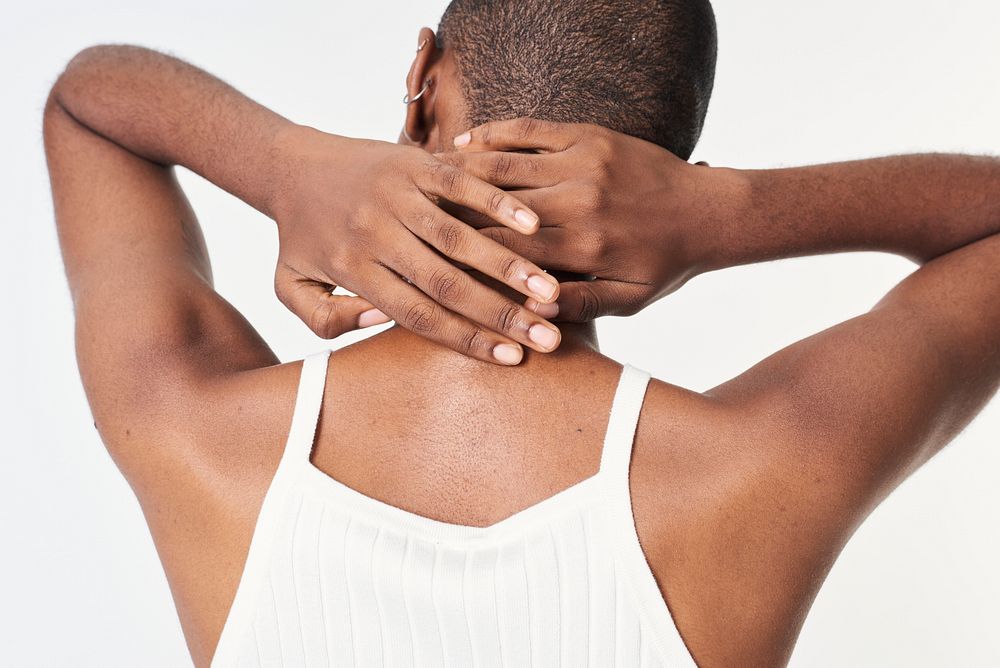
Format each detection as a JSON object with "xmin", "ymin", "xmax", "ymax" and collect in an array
[
  {"xmin": 271, "ymin": 125, "xmax": 563, "ymax": 364},
  {"xmin": 440, "ymin": 118, "xmax": 749, "ymax": 321}
]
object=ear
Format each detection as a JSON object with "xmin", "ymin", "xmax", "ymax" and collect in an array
[{"xmin": 400, "ymin": 27, "xmax": 440, "ymax": 147}]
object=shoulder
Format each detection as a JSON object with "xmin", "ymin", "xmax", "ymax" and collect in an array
[
  {"xmin": 105, "ymin": 357, "xmax": 304, "ymax": 515},
  {"xmin": 105, "ymin": 357, "xmax": 307, "ymax": 660},
  {"xmin": 630, "ymin": 374, "xmax": 820, "ymax": 665}
]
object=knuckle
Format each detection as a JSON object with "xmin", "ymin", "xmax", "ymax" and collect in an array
[
  {"xmin": 402, "ymin": 300, "xmax": 439, "ymax": 334},
  {"xmin": 516, "ymin": 117, "xmax": 537, "ymax": 140},
  {"xmin": 327, "ymin": 248, "xmax": 351, "ymax": 276},
  {"xmin": 488, "ymin": 153, "xmax": 516, "ymax": 183},
  {"xmin": 493, "ymin": 301, "xmax": 525, "ymax": 334},
  {"xmin": 439, "ymin": 166, "xmax": 464, "ymax": 197},
  {"xmin": 273, "ymin": 274, "xmax": 290, "ymax": 303},
  {"xmin": 590, "ymin": 229, "xmax": 611, "ymax": 258},
  {"xmin": 275, "ymin": 286, "xmax": 292, "ymax": 308},
  {"xmin": 458, "ymin": 326, "xmax": 489, "ymax": 356},
  {"xmin": 393, "ymin": 251, "xmax": 417, "ymax": 279},
  {"xmin": 591, "ymin": 154, "xmax": 612, "ymax": 181},
  {"xmin": 524, "ymin": 155, "xmax": 542, "ymax": 176},
  {"xmin": 593, "ymin": 132, "xmax": 615, "ymax": 156},
  {"xmin": 496, "ymin": 253, "xmax": 522, "ymax": 283},
  {"xmin": 486, "ymin": 188, "xmax": 506, "ymax": 214},
  {"xmin": 582, "ymin": 184, "xmax": 608, "ymax": 213},
  {"xmin": 345, "ymin": 211, "xmax": 370, "ymax": 235},
  {"xmin": 428, "ymin": 267, "xmax": 465, "ymax": 306},
  {"xmin": 422, "ymin": 162, "xmax": 448, "ymax": 194},
  {"xmin": 425, "ymin": 160, "xmax": 447, "ymax": 179},
  {"xmin": 436, "ymin": 219, "xmax": 464, "ymax": 255},
  {"xmin": 309, "ymin": 300, "xmax": 339, "ymax": 338},
  {"xmin": 577, "ymin": 285, "xmax": 603, "ymax": 321},
  {"xmin": 390, "ymin": 251, "xmax": 417, "ymax": 282},
  {"xmin": 415, "ymin": 209, "xmax": 439, "ymax": 235}
]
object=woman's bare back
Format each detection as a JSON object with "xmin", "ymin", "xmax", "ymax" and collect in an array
[{"xmin": 133, "ymin": 325, "xmax": 828, "ymax": 666}]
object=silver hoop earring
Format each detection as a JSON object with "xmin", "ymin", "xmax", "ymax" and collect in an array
[{"xmin": 403, "ymin": 79, "xmax": 432, "ymax": 104}]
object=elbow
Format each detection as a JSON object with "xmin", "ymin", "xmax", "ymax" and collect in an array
[
  {"xmin": 42, "ymin": 87, "xmax": 67, "ymax": 144},
  {"xmin": 42, "ymin": 70, "xmax": 78, "ymax": 145},
  {"xmin": 47, "ymin": 44, "xmax": 127, "ymax": 118},
  {"xmin": 61, "ymin": 43, "xmax": 119, "ymax": 77},
  {"xmin": 45, "ymin": 54, "xmax": 84, "ymax": 123}
]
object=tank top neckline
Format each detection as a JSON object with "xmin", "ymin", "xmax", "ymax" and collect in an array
[{"xmin": 285, "ymin": 350, "xmax": 653, "ymax": 543}]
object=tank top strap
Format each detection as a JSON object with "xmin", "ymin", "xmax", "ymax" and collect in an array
[
  {"xmin": 598, "ymin": 363, "xmax": 652, "ymax": 487},
  {"xmin": 279, "ymin": 349, "xmax": 332, "ymax": 468}
]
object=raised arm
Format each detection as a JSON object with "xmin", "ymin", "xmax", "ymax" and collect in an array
[
  {"xmin": 694, "ymin": 154, "xmax": 1000, "ymax": 510},
  {"xmin": 442, "ymin": 119, "xmax": 1000, "ymax": 317},
  {"xmin": 51, "ymin": 45, "xmax": 564, "ymax": 366},
  {"xmin": 688, "ymin": 160, "xmax": 1000, "ymax": 666}
]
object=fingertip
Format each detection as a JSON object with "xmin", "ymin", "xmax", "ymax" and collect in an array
[
  {"xmin": 492, "ymin": 343, "xmax": 523, "ymax": 365},
  {"xmin": 526, "ymin": 274, "xmax": 558, "ymax": 303},
  {"xmin": 357, "ymin": 308, "xmax": 392, "ymax": 328},
  {"xmin": 513, "ymin": 209, "xmax": 539, "ymax": 233},
  {"xmin": 528, "ymin": 323, "xmax": 561, "ymax": 352},
  {"xmin": 453, "ymin": 132, "xmax": 471, "ymax": 148}
]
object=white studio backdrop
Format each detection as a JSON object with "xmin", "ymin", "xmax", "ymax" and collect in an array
[{"xmin": 2, "ymin": 1, "xmax": 998, "ymax": 665}]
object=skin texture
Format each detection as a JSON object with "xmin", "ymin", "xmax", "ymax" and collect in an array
[{"xmin": 45, "ymin": 32, "xmax": 1000, "ymax": 668}]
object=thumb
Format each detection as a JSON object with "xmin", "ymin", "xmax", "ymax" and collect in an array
[
  {"xmin": 525, "ymin": 279, "xmax": 644, "ymax": 322},
  {"xmin": 276, "ymin": 269, "xmax": 391, "ymax": 338}
]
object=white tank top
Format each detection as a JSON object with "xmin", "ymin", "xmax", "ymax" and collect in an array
[{"xmin": 211, "ymin": 351, "xmax": 695, "ymax": 667}]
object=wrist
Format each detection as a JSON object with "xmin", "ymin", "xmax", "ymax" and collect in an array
[
  {"xmin": 681, "ymin": 165, "xmax": 753, "ymax": 276},
  {"xmin": 268, "ymin": 123, "xmax": 316, "ymax": 224},
  {"xmin": 269, "ymin": 124, "xmax": 356, "ymax": 224}
]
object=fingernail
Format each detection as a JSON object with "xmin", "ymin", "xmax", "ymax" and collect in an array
[
  {"xmin": 529, "ymin": 300, "xmax": 559, "ymax": 319},
  {"xmin": 453, "ymin": 132, "xmax": 471, "ymax": 147},
  {"xmin": 514, "ymin": 209, "xmax": 539, "ymax": 231},
  {"xmin": 493, "ymin": 343, "xmax": 523, "ymax": 365},
  {"xmin": 528, "ymin": 323, "xmax": 560, "ymax": 350},
  {"xmin": 358, "ymin": 308, "xmax": 391, "ymax": 328},
  {"xmin": 526, "ymin": 274, "xmax": 557, "ymax": 301}
]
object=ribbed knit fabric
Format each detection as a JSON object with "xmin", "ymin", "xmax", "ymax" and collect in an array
[{"xmin": 211, "ymin": 351, "xmax": 695, "ymax": 667}]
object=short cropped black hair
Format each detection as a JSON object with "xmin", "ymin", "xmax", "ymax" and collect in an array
[{"xmin": 438, "ymin": 0, "xmax": 717, "ymax": 160}]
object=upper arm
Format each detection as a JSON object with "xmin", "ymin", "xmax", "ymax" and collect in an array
[
  {"xmin": 713, "ymin": 235, "xmax": 1000, "ymax": 519},
  {"xmin": 44, "ymin": 94, "xmax": 278, "ymax": 472},
  {"xmin": 675, "ymin": 236, "xmax": 1000, "ymax": 660}
]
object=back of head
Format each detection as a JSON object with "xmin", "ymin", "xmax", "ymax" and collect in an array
[{"xmin": 438, "ymin": 0, "xmax": 717, "ymax": 160}]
